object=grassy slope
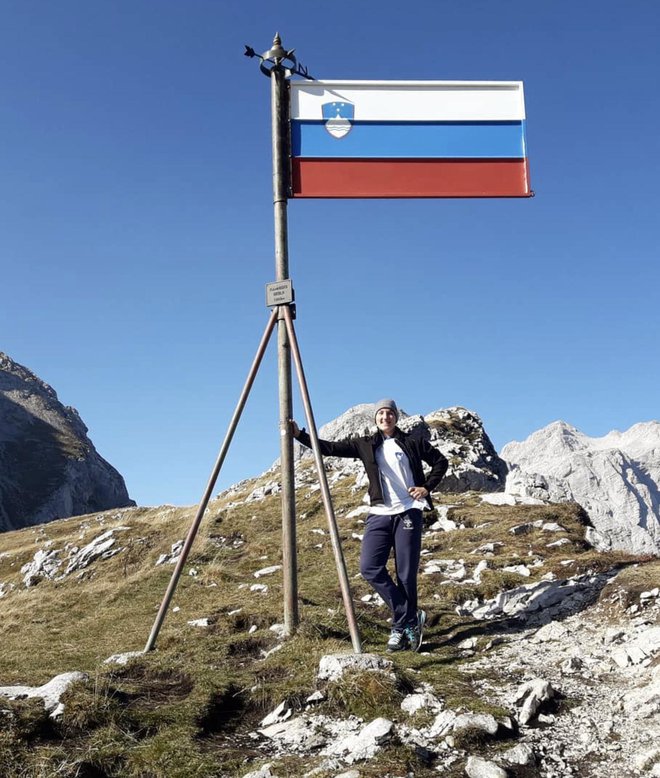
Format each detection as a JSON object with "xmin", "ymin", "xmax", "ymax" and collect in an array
[{"xmin": 0, "ymin": 464, "xmax": 656, "ymax": 778}]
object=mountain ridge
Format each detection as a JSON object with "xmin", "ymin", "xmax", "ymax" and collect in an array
[
  {"xmin": 503, "ymin": 418, "xmax": 660, "ymax": 555},
  {"xmin": 0, "ymin": 352, "xmax": 134, "ymax": 531}
]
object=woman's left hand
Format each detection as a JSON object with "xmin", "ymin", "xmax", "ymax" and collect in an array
[{"xmin": 408, "ymin": 486, "xmax": 429, "ymax": 500}]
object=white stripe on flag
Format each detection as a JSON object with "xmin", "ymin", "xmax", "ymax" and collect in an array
[{"xmin": 290, "ymin": 81, "xmax": 526, "ymax": 122}]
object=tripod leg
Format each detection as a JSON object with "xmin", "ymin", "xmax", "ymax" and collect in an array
[
  {"xmin": 281, "ymin": 305, "xmax": 362, "ymax": 654},
  {"xmin": 144, "ymin": 309, "xmax": 279, "ymax": 653}
]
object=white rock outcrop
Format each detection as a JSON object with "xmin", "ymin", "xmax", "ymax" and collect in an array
[
  {"xmin": 316, "ymin": 653, "xmax": 394, "ymax": 683},
  {"xmin": 20, "ymin": 527, "xmax": 128, "ymax": 587},
  {"xmin": 502, "ymin": 420, "xmax": 660, "ymax": 554},
  {"xmin": 0, "ymin": 671, "xmax": 87, "ymax": 719},
  {"xmin": 458, "ymin": 572, "xmax": 613, "ymax": 622}
]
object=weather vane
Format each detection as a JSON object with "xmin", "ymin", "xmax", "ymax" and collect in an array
[{"xmin": 244, "ymin": 33, "xmax": 313, "ymax": 79}]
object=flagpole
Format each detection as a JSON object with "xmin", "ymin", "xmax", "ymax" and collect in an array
[{"xmin": 267, "ymin": 34, "xmax": 299, "ymax": 634}]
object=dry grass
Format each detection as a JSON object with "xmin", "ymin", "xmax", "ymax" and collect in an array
[{"xmin": 598, "ymin": 557, "xmax": 660, "ymax": 613}]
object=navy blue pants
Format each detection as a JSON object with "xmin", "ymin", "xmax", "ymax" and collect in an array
[{"xmin": 359, "ymin": 508, "xmax": 423, "ymax": 630}]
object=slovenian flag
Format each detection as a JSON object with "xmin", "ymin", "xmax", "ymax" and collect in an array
[{"xmin": 289, "ymin": 80, "xmax": 530, "ymax": 198}]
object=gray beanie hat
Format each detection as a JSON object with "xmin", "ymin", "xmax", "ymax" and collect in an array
[{"xmin": 374, "ymin": 398, "xmax": 399, "ymax": 420}]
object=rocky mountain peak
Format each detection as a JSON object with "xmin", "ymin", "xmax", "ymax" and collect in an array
[
  {"xmin": 0, "ymin": 353, "xmax": 134, "ymax": 532},
  {"xmin": 503, "ymin": 420, "xmax": 660, "ymax": 555},
  {"xmin": 316, "ymin": 402, "xmax": 385, "ymax": 441},
  {"xmin": 512, "ymin": 420, "xmax": 585, "ymax": 454},
  {"xmin": 1, "ymin": 352, "xmax": 59, "ymax": 406}
]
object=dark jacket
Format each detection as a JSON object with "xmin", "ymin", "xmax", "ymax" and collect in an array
[{"xmin": 296, "ymin": 426, "xmax": 448, "ymax": 510}]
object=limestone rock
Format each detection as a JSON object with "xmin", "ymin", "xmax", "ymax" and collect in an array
[
  {"xmin": 400, "ymin": 690, "xmax": 443, "ymax": 715},
  {"xmin": 502, "ymin": 743, "xmax": 536, "ymax": 766},
  {"xmin": 622, "ymin": 666, "xmax": 660, "ymax": 719},
  {"xmin": 465, "ymin": 755, "xmax": 509, "ymax": 778},
  {"xmin": 20, "ymin": 527, "xmax": 129, "ymax": 586},
  {"xmin": 0, "ymin": 671, "xmax": 87, "ymax": 719},
  {"xmin": 514, "ymin": 678, "xmax": 556, "ymax": 725},
  {"xmin": 259, "ymin": 715, "xmax": 327, "ymax": 751},
  {"xmin": 453, "ymin": 712, "xmax": 499, "ymax": 736},
  {"xmin": 241, "ymin": 764, "xmax": 276, "ymax": 778},
  {"xmin": 317, "ymin": 653, "xmax": 394, "ymax": 683},
  {"xmin": 104, "ymin": 651, "xmax": 143, "ymax": 666},
  {"xmin": 464, "ymin": 572, "xmax": 613, "ymax": 622},
  {"xmin": 254, "ymin": 565, "xmax": 282, "ymax": 578},
  {"xmin": 0, "ymin": 353, "xmax": 133, "ymax": 532},
  {"xmin": 423, "ymin": 407, "xmax": 508, "ymax": 493},
  {"xmin": 502, "ymin": 420, "xmax": 660, "ymax": 554},
  {"xmin": 532, "ymin": 622, "xmax": 569, "ymax": 643},
  {"xmin": 635, "ymin": 747, "xmax": 660, "ymax": 773},
  {"xmin": 452, "ymin": 566, "xmax": 660, "ymax": 778},
  {"xmin": 323, "ymin": 717, "xmax": 394, "ymax": 764},
  {"xmin": 260, "ymin": 700, "xmax": 294, "ymax": 728},
  {"xmin": 156, "ymin": 540, "xmax": 184, "ymax": 565},
  {"xmin": 428, "ymin": 708, "xmax": 457, "ymax": 737},
  {"xmin": 20, "ymin": 548, "xmax": 61, "ymax": 587}
]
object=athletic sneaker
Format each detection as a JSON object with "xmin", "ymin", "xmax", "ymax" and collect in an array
[
  {"xmin": 405, "ymin": 609, "xmax": 427, "ymax": 653},
  {"xmin": 386, "ymin": 628, "xmax": 409, "ymax": 653}
]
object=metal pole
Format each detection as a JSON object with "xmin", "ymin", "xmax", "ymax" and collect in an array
[
  {"xmin": 270, "ymin": 34, "xmax": 299, "ymax": 634},
  {"xmin": 144, "ymin": 309, "xmax": 278, "ymax": 652},
  {"xmin": 281, "ymin": 305, "xmax": 362, "ymax": 653}
]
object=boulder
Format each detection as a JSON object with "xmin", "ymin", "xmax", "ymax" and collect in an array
[
  {"xmin": 323, "ymin": 717, "xmax": 394, "ymax": 764},
  {"xmin": 502, "ymin": 743, "xmax": 536, "ymax": 766},
  {"xmin": 453, "ymin": 712, "xmax": 499, "ymax": 736},
  {"xmin": 514, "ymin": 678, "xmax": 556, "ymax": 725},
  {"xmin": 317, "ymin": 653, "xmax": 394, "ymax": 683},
  {"xmin": 400, "ymin": 690, "xmax": 443, "ymax": 715},
  {"xmin": 465, "ymin": 755, "xmax": 509, "ymax": 778}
]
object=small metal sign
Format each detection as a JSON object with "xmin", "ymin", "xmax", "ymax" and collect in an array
[{"xmin": 266, "ymin": 279, "xmax": 294, "ymax": 307}]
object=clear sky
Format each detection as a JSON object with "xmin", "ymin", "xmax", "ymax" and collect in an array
[{"xmin": 1, "ymin": 1, "xmax": 658, "ymax": 507}]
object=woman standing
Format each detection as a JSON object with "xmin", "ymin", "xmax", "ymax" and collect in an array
[{"xmin": 292, "ymin": 399, "xmax": 448, "ymax": 652}]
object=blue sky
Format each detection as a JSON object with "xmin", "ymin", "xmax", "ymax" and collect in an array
[{"xmin": 1, "ymin": 1, "xmax": 658, "ymax": 506}]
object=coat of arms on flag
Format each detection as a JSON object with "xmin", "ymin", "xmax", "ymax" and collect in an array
[{"xmin": 322, "ymin": 101, "xmax": 354, "ymax": 138}]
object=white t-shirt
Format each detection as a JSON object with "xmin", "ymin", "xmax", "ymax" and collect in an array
[{"xmin": 369, "ymin": 436, "xmax": 429, "ymax": 515}]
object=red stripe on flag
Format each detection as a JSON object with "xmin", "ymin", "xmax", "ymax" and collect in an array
[{"xmin": 291, "ymin": 158, "xmax": 531, "ymax": 198}]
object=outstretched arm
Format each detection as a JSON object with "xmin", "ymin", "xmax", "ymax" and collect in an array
[{"xmin": 291, "ymin": 420, "xmax": 361, "ymax": 458}]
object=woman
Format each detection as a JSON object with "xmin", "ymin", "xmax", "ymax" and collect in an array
[{"xmin": 292, "ymin": 399, "xmax": 448, "ymax": 652}]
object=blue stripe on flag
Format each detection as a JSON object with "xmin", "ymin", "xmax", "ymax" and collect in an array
[{"xmin": 291, "ymin": 120, "xmax": 527, "ymax": 159}]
